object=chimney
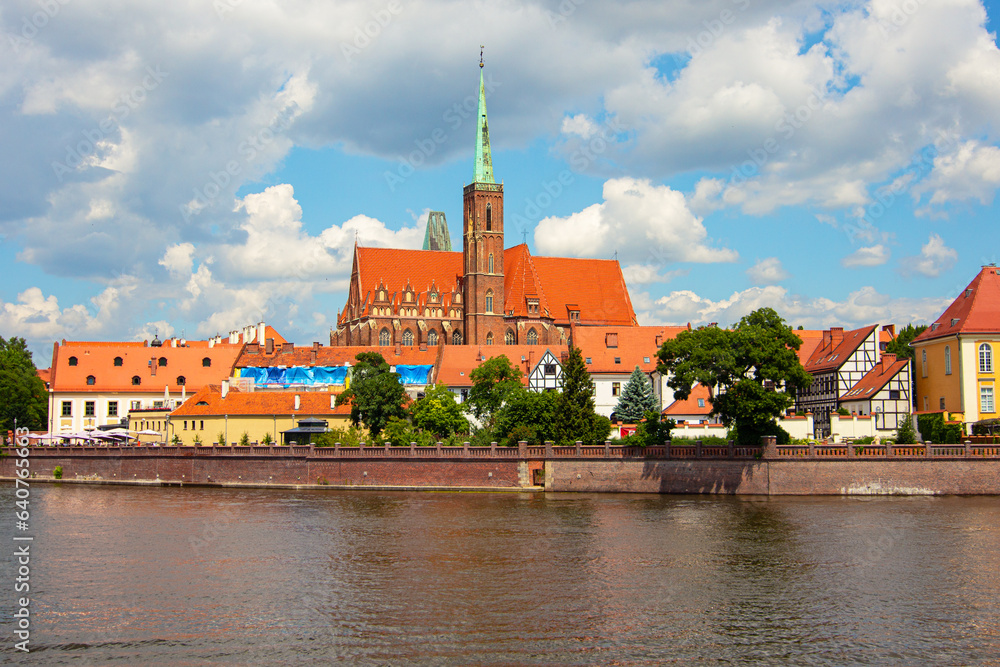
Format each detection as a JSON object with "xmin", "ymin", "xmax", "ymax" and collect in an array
[
  {"xmin": 311, "ymin": 343, "xmax": 318, "ymax": 364},
  {"xmin": 883, "ymin": 324, "xmax": 895, "ymax": 337},
  {"xmin": 266, "ymin": 338, "xmax": 274, "ymax": 355},
  {"xmin": 830, "ymin": 327, "xmax": 844, "ymax": 347},
  {"xmin": 246, "ymin": 342, "xmax": 260, "ymax": 354},
  {"xmin": 294, "ymin": 394, "xmax": 301, "ymax": 411},
  {"xmin": 258, "ymin": 322, "xmax": 266, "ymax": 344},
  {"xmin": 881, "ymin": 353, "xmax": 897, "ymax": 372},
  {"xmin": 330, "ymin": 394, "xmax": 336, "ymax": 409},
  {"xmin": 655, "ymin": 334, "xmax": 663, "ymax": 346},
  {"xmin": 221, "ymin": 380, "xmax": 229, "ymax": 399},
  {"xmin": 395, "ymin": 343, "xmax": 402, "ymax": 356},
  {"xmin": 822, "ymin": 330, "xmax": 831, "ymax": 350},
  {"xmin": 150, "ymin": 358, "xmax": 157, "ymax": 376},
  {"xmin": 282, "ymin": 342, "xmax": 294, "ymax": 353},
  {"xmin": 171, "ymin": 338, "xmax": 177, "ymax": 348}
]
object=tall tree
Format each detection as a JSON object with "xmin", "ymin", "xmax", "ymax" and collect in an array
[
  {"xmin": 554, "ymin": 346, "xmax": 611, "ymax": 445},
  {"xmin": 656, "ymin": 308, "xmax": 812, "ymax": 447},
  {"xmin": 614, "ymin": 366, "xmax": 658, "ymax": 423},
  {"xmin": 886, "ymin": 323, "xmax": 928, "ymax": 409},
  {"xmin": 465, "ymin": 355, "xmax": 523, "ymax": 428},
  {"xmin": 335, "ymin": 352, "xmax": 407, "ymax": 439},
  {"xmin": 0, "ymin": 336, "xmax": 48, "ymax": 436},
  {"xmin": 494, "ymin": 388, "xmax": 559, "ymax": 446}
]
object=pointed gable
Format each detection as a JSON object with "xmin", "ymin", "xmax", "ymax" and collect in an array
[
  {"xmin": 913, "ymin": 265, "xmax": 1000, "ymax": 343},
  {"xmin": 804, "ymin": 325, "xmax": 879, "ymax": 373}
]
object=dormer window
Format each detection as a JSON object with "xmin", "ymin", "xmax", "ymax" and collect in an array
[
  {"xmin": 951, "ymin": 318, "xmax": 960, "ymax": 327},
  {"xmin": 86, "ymin": 375, "xmax": 96, "ymax": 386},
  {"xmin": 202, "ymin": 357, "xmax": 211, "ymax": 367},
  {"xmin": 176, "ymin": 376, "xmax": 186, "ymax": 386},
  {"xmin": 114, "ymin": 356, "xmax": 123, "ymax": 366},
  {"xmin": 68, "ymin": 356, "xmax": 78, "ymax": 366},
  {"xmin": 158, "ymin": 357, "xmax": 167, "ymax": 367},
  {"xmin": 132, "ymin": 376, "xmax": 141, "ymax": 386}
]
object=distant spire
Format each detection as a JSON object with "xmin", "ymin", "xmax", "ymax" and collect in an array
[{"xmin": 474, "ymin": 47, "xmax": 495, "ymax": 184}]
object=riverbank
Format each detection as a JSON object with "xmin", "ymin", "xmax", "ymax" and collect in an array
[{"xmin": 4, "ymin": 441, "xmax": 1000, "ymax": 494}]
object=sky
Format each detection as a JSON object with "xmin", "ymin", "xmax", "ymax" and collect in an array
[{"xmin": 3, "ymin": 0, "xmax": 1000, "ymax": 366}]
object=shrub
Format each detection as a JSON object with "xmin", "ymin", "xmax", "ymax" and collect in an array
[
  {"xmin": 836, "ymin": 407, "xmax": 850, "ymax": 416},
  {"xmin": 669, "ymin": 435, "xmax": 729, "ymax": 447},
  {"xmin": 895, "ymin": 417, "xmax": 917, "ymax": 444},
  {"xmin": 217, "ymin": 432, "xmax": 227, "ymax": 446},
  {"xmin": 192, "ymin": 434, "xmax": 202, "ymax": 446},
  {"xmin": 171, "ymin": 434, "xmax": 181, "ymax": 445},
  {"xmin": 238, "ymin": 432, "xmax": 251, "ymax": 447},
  {"xmin": 917, "ymin": 413, "xmax": 963, "ymax": 444},
  {"xmin": 53, "ymin": 466, "xmax": 63, "ymax": 480},
  {"xmin": 314, "ymin": 426, "xmax": 364, "ymax": 448},
  {"xmin": 261, "ymin": 433, "xmax": 273, "ymax": 446}
]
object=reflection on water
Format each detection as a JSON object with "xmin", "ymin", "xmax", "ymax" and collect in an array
[{"xmin": 1, "ymin": 485, "xmax": 999, "ymax": 665}]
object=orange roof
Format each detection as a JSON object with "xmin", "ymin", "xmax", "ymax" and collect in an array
[
  {"xmin": 840, "ymin": 355, "xmax": 909, "ymax": 401},
  {"xmin": 344, "ymin": 243, "xmax": 637, "ymax": 328},
  {"xmin": 793, "ymin": 330, "xmax": 825, "ymax": 366},
  {"xmin": 662, "ymin": 383, "xmax": 713, "ymax": 417},
  {"xmin": 913, "ymin": 266, "xmax": 1000, "ymax": 344},
  {"xmin": 573, "ymin": 325, "xmax": 687, "ymax": 374},
  {"xmin": 236, "ymin": 344, "xmax": 438, "ymax": 368},
  {"xmin": 36, "ymin": 368, "xmax": 51, "ymax": 385},
  {"xmin": 803, "ymin": 325, "xmax": 879, "ymax": 373},
  {"xmin": 50, "ymin": 341, "xmax": 242, "ymax": 393},
  {"xmin": 435, "ymin": 345, "xmax": 562, "ymax": 387},
  {"xmin": 171, "ymin": 386, "xmax": 350, "ymax": 417}
]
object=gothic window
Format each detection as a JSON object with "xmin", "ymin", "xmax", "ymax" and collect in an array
[
  {"xmin": 486, "ymin": 332, "xmax": 494, "ymax": 346},
  {"xmin": 379, "ymin": 328, "xmax": 391, "ymax": 347},
  {"xmin": 485, "ymin": 289, "xmax": 494, "ymax": 313},
  {"xmin": 486, "ymin": 203, "xmax": 492, "ymax": 231},
  {"xmin": 428, "ymin": 330, "xmax": 438, "ymax": 346},
  {"xmin": 505, "ymin": 329, "xmax": 515, "ymax": 345},
  {"xmin": 489, "ymin": 253, "xmax": 494, "ymax": 274},
  {"xmin": 453, "ymin": 331, "xmax": 463, "ymax": 345},
  {"xmin": 527, "ymin": 328, "xmax": 538, "ymax": 345},
  {"xmin": 402, "ymin": 329, "xmax": 414, "ymax": 346},
  {"xmin": 945, "ymin": 346, "xmax": 952, "ymax": 375},
  {"xmin": 981, "ymin": 343, "xmax": 994, "ymax": 373}
]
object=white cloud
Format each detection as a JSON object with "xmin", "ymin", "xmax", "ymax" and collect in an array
[
  {"xmin": 746, "ymin": 257, "xmax": 790, "ymax": 285},
  {"xmin": 534, "ymin": 177, "xmax": 737, "ymax": 265},
  {"xmin": 842, "ymin": 244, "xmax": 890, "ymax": 268},
  {"xmin": 918, "ymin": 140, "xmax": 1000, "ymax": 205},
  {"xmin": 902, "ymin": 233, "xmax": 958, "ymax": 278},
  {"xmin": 159, "ymin": 243, "xmax": 196, "ymax": 277},
  {"xmin": 635, "ymin": 285, "xmax": 951, "ymax": 331},
  {"xmin": 561, "ymin": 114, "xmax": 598, "ymax": 140},
  {"xmin": 621, "ymin": 265, "xmax": 688, "ymax": 285}
]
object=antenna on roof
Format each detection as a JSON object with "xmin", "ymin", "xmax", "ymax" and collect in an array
[
  {"xmin": 612, "ymin": 250, "xmax": 618, "ymax": 261},
  {"xmin": 480, "ymin": 45, "xmax": 484, "ymax": 68},
  {"xmin": 522, "ymin": 228, "xmax": 528, "ymax": 244}
]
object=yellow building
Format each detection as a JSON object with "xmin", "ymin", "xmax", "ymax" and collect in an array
[
  {"xmin": 913, "ymin": 265, "xmax": 1000, "ymax": 428},
  {"xmin": 169, "ymin": 383, "xmax": 352, "ymax": 445}
]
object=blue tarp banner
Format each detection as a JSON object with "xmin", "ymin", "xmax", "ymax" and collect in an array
[
  {"xmin": 238, "ymin": 365, "xmax": 350, "ymax": 386},
  {"xmin": 285, "ymin": 367, "xmax": 313, "ymax": 384},
  {"xmin": 312, "ymin": 366, "xmax": 349, "ymax": 385},
  {"xmin": 395, "ymin": 365, "xmax": 432, "ymax": 385},
  {"xmin": 240, "ymin": 367, "xmax": 268, "ymax": 383},
  {"xmin": 265, "ymin": 367, "xmax": 287, "ymax": 384}
]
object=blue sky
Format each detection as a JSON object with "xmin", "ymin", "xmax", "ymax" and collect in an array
[{"xmin": 2, "ymin": 0, "xmax": 1000, "ymax": 365}]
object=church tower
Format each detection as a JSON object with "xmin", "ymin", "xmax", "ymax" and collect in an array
[{"xmin": 463, "ymin": 53, "xmax": 505, "ymax": 346}]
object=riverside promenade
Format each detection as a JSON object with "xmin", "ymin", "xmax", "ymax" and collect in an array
[{"xmin": 4, "ymin": 437, "xmax": 1000, "ymax": 495}]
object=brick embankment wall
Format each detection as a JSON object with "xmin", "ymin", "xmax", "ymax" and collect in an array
[{"xmin": 545, "ymin": 459, "xmax": 1000, "ymax": 495}]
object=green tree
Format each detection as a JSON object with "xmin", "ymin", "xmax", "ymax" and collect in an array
[
  {"xmin": 554, "ymin": 347, "xmax": 611, "ymax": 445},
  {"xmin": 614, "ymin": 366, "xmax": 658, "ymax": 423},
  {"xmin": 411, "ymin": 385, "xmax": 469, "ymax": 438},
  {"xmin": 886, "ymin": 323, "xmax": 928, "ymax": 408},
  {"xmin": 336, "ymin": 352, "xmax": 407, "ymax": 439},
  {"xmin": 465, "ymin": 355, "xmax": 523, "ymax": 428},
  {"xmin": 494, "ymin": 388, "xmax": 559, "ymax": 446},
  {"xmin": 895, "ymin": 416, "xmax": 917, "ymax": 444},
  {"xmin": 656, "ymin": 308, "xmax": 812, "ymax": 448},
  {"xmin": 0, "ymin": 336, "xmax": 48, "ymax": 436}
]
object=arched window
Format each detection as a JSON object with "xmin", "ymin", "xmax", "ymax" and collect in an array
[
  {"xmin": 68, "ymin": 356, "xmax": 78, "ymax": 366},
  {"xmin": 485, "ymin": 289, "xmax": 494, "ymax": 314},
  {"xmin": 427, "ymin": 330, "xmax": 438, "ymax": 346},
  {"xmin": 453, "ymin": 331, "xmax": 462, "ymax": 345},
  {"xmin": 86, "ymin": 375, "xmax": 96, "ymax": 386},
  {"xmin": 131, "ymin": 376, "xmax": 141, "ymax": 386},
  {"xmin": 527, "ymin": 328, "xmax": 538, "ymax": 345},
  {"xmin": 114, "ymin": 356, "xmax": 123, "ymax": 367},
  {"xmin": 379, "ymin": 328, "xmax": 391, "ymax": 347},
  {"xmin": 981, "ymin": 343, "xmax": 994, "ymax": 373},
  {"xmin": 202, "ymin": 357, "xmax": 211, "ymax": 368},
  {"xmin": 486, "ymin": 203, "xmax": 492, "ymax": 231},
  {"xmin": 488, "ymin": 253, "xmax": 494, "ymax": 274},
  {"xmin": 158, "ymin": 357, "xmax": 168, "ymax": 367},
  {"xmin": 402, "ymin": 329, "xmax": 414, "ymax": 346},
  {"xmin": 486, "ymin": 332, "xmax": 494, "ymax": 346},
  {"xmin": 176, "ymin": 376, "xmax": 186, "ymax": 386},
  {"xmin": 945, "ymin": 346, "xmax": 952, "ymax": 375},
  {"xmin": 505, "ymin": 329, "xmax": 515, "ymax": 345},
  {"xmin": 921, "ymin": 350, "xmax": 927, "ymax": 378}
]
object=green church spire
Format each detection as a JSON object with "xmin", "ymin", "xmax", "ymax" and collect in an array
[{"xmin": 473, "ymin": 47, "xmax": 495, "ymax": 184}]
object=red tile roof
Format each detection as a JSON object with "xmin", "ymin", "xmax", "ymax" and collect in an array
[
  {"xmin": 236, "ymin": 344, "xmax": 438, "ymax": 368},
  {"xmin": 793, "ymin": 330, "xmax": 825, "ymax": 366},
  {"xmin": 913, "ymin": 266, "xmax": 1000, "ymax": 344},
  {"xmin": 171, "ymin": 386, "xmax": 350, "ymax": 417},
  {"xmin": 662, "ymin": 383, "xmax": 713, "ymax": 418},
  {"xmin": 50, "ymin": 341, "xmax": 242, "ymax": 393},
  {"xmin": 435, "ymin": 345, "xmax": 558, "ymax": 387},
  {"xmin": 572, "ymin": 325, "xmax": 688, "ymax": 374},
  {"xmin": 803, "ymin": 325, "xmax": 879, "ymax": 373},
  {"xmin": 343, "ymin": 243, "xmax": 637, "ymax": 328},
  {"xmin": 840, "ymin": 355, "xmax": 909, "ymax": 401}
]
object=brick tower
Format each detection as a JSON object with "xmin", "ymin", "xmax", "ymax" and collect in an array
[{"xmin": 463, "ymin": 54, "xmax": 505, "ymax": 346}]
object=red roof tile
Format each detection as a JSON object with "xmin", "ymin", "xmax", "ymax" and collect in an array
[
  {"xmin": 50, "ymin": 341, "xmax": 242, "ymax": 393},
  {"xmin": 662, "ymin": 383, "xmax": 713, "ymax": 417},
  {"xmin": 236, "ymin": 345, "xmax": 438, "ymax": 368},
  {"xmin": 572, "ymin": 325, "xmax": 687, "ymax": 374},
  {"xmin": 803, "ymin": 325, "xmax": 879, "ymax": 373},
  {"xmin": 171, "ymin": 386, "xmax": 350, "ymax": 417},
  {"xmin": 840, "ymin": 355, "xmax": 909, "ymax": 401},
  {"xmin": 435, "ymin": 345, "xmax": 559, "ymax": 387},
  {"xmin": 913, "ymin": 266, "xmax": 1000, "ymax": 344}
]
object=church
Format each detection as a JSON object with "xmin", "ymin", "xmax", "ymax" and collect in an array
[{"xmin": 331, "ymin": 61, "xmax": 638, "ymax": 349}]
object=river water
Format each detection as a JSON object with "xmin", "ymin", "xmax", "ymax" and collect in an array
[{"xmin": 1, "ymin": 484, "xmax": 999, "ymax": 665}]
